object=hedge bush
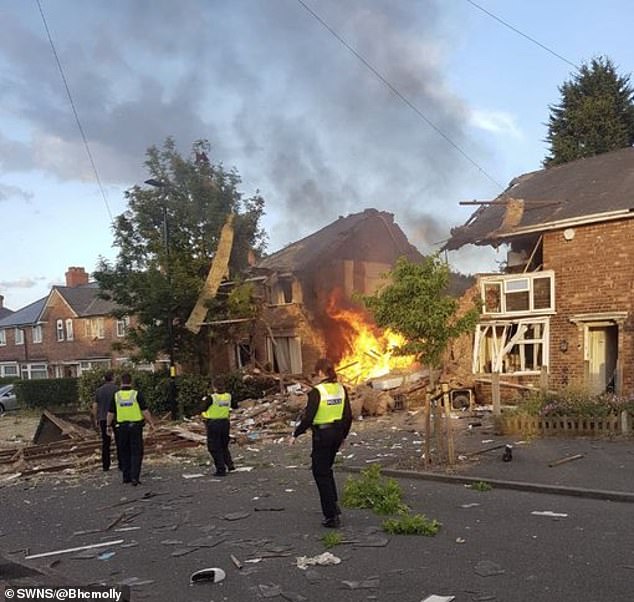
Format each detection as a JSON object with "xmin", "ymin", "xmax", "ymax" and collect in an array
[{"xmin": 15, "ymin": 378, "xmax": 78, "ymax": 409}]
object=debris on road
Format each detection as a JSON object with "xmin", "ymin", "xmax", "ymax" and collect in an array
[
  {"xmin": 548, "ymin": 454, "xmax": 584, "ymax": 467},
  {"xmin": 24, "ymin": 539, "xmax": 125, "ymax": 560},
  {"xmin": 189, "ymin": 567, "xmax": 226, "ymax": 584},
  {"xmin": 295, "ymin": 551, "xmax": 341, "ymax": 570},
  {"xmin": 531, "ymin": 510, "xmax": 568, "ymax": 518}
]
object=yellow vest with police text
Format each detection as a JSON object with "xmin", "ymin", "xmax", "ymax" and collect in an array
[
  {"xmin": 313, "ymin": 383, "xmax": 345, "ymax": 425},
  {"xmin": 114, "ymin": 389, "xmax": 143, "ymax": 423},
  {"xmin": 202, "ymin": 392, "xmax": 231, "ymax": 419}
]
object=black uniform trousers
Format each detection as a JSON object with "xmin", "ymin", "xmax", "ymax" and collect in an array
[
  {"xmin": 99, "ymin": 420, "xmax": 122, "ymax": 472},
  {"xmin": 311, "ymin": 424, "xmax": 345, "ymax": 520},
  {"xmin": 116, "ymin": 421, "xmax": 144, "ymax": 482},
  {"xmin": 206, "ymin": 419, "xmax": 234, "ymax": 475}
]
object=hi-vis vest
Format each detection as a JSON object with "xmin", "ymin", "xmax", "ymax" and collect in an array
[
  {"xmin": 313, "ymin": 383, "xmax": 345, "ymax": 425},
  {"xmin": 202, "ymin": 392, "xmax": 231, "ymax": 420},
  {"xmin": 114, "ymin": 389, "xmax": 143, "ymax": 423}
]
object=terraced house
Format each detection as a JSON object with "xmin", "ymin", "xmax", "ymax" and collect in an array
[
  {"xmin": 0, "ymin": 267, "xmax": 131, "ymax": 379},
  {"xmin": 445, "ymin": 147, "xmax": 634, "ymax": 397}
]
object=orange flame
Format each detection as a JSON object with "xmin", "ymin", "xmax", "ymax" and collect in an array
[{"xmin": 326, "ymin": 298, "xmax": 416, "ymax": 383}]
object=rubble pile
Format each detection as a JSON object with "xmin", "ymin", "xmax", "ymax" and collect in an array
[{"xmin": 0, "ymin": 411, "xmax": 202, "ymax": 479}]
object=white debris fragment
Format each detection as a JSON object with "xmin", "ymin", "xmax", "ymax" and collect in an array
[
  {"xmin": 296, "ymin": 552, "xmax": 341, "ymax": 570},
  {"xmin": 531, "ymin": 511, "xmax": 568, "ymax": 518},
  {"xmin": 420, "ymin": 596, "xmax": 455, "ymax": 602},
  {"xmin": 182, "ymin": 473, "xmax": 205, "ymax": 479},
  {"xmin": 233, "ymin": 466, "xmax": 254, "ymax": 472}
]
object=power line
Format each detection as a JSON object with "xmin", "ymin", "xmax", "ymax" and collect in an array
[
  {"xmin": 294, "ymin": 0, "xmax": 504, "ymax": 190},
  {"xmin": 35, "ymin": 0, "xmax": 114, "ymax": 222},
  {"xmin": 465, "ymin": 0, "xmax": 579, "ymax": 70}
]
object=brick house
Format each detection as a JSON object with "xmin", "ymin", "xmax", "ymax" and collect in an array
[
  {"xmin": 445, "ymin": 148, "xmax": 634, "ymax": 396},
  {"xmin": 0, "ymin": 267, "xmax": 132, "ymax": 379},
  {"xmin": 209, "ymin": 209, "xmax": 424, "ymax": 375}
]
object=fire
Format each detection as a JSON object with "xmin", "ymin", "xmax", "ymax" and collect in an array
[{"xmin": 326, "ymin": 298, "xmax": 416, "ymax": 383}]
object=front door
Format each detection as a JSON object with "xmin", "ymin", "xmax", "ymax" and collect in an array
[{"xmin": 587, "ymin": 326, "xmax": 618, "ymax": 394}]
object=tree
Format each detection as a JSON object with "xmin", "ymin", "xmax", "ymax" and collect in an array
[
  {"xmin": 362, "ymin": 255, "xmax": 479, "ymax": 379},
  {"xmin": 544, "ymin": 56, "xmax": 634, "ymax": 166},
  {"xmin": 95, "ymin": 138, "xmax": 267, "ymax": 371}
]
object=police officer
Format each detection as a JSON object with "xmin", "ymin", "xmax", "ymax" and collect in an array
[
  {"xmin": 290, "ymin": 358, "xmax": 352, "ymax": 528},
  {"xmin": 202, "ymin": 384, "xmax": 235, "ymax": 476},
  {"xmin": 106, "ymin": 372, "xmax": 155, "ymax": 486}
]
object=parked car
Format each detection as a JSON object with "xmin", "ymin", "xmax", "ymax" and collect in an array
[{"xmin": 0, "ymin": 384, "xmax": 18, "ymax": 412}]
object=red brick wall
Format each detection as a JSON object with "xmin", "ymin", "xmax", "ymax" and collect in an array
[{"xmin": 543, "ymin": 218, "xmax": 634, "ymax": 394}]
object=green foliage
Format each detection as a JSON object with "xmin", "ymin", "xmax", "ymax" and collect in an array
[
  {"xmin": 382, "ymin": 513, "xmax": 441, "ymax": 536},
  {"xmin": 94, "ymin": 138, "xmax": 267, "ymax": 370},
  {"xmin": 545, "ymin": 56, "xmax": 634, "ymax": 166},
  {"xmin": 469, "ymin": 481, "xmax": 492, "ymax": 492},
  {"xmin": 78, "ymin": 368, "xmax": 208, "ymax": 417},
  {"xmin": 15, "ymin": 378, "xmax": 78, "ymax": 409},
  {"xmin": 214, "ymin": 371, "xmax": 277, "ymax": 404},
  {"xmin": 321, "ymin": 531, "xmax": 343, "ymax": 549},
  {"xmin": 505, "ymin": 388, "xmax": 634, "ymax": 418},
  {"xmin": 362, "ymin": 255, "xmax": 479, "ymax": 369},
  {"xmin": 342, "ymin": 464, "xmax": 408, "ymax": 515}
]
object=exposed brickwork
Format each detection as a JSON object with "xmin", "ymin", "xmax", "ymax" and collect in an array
[
  {"xmin": 543, "ymin": 219, "xmax": 634, "ymax": 395},
  {"xmin": 0, "ymin": 289, "xmax": 128, "ymax": 377}
]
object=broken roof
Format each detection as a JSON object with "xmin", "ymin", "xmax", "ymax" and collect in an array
[
  {"xmin": 257, "ymin": 208, "xmax": 421, "ymax": 271},
  {"xmin": 445, "ymin": 147, "xmax": 634, "ymax": 250}
]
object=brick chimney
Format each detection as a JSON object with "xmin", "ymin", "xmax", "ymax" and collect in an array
[
  {"xmin": 65, "ymin": 267, "xmax": 89, "ymax": 288},
  {"xmin": 0, "ymin": 294, "xmax": 3, "ymax": 308}
]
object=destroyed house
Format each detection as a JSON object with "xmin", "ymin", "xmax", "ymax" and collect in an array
[
  {"xmin": 211, "ymin": 208, "xmax": 423, "ymax": 376},
  {"xmin": 0, "ymin": 267, "xmax": 132, "ymax": 379},
  {"xmin": 445, "ymin": 147, "xmax": 634, "ymax": 396}
]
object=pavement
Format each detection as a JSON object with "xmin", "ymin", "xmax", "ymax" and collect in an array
[{"xmin": 341, "ymin": 410, "xmax": 634, "ymax": 503}]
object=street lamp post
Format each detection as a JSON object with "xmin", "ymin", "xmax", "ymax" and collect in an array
[{"xmin": 144, "ymin": 178, "xmax": 178, "ymax": 420}]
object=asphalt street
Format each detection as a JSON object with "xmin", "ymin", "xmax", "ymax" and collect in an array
[{"xmin": 2, "ymin": 426, "xmax": 634, "ymax": 602}]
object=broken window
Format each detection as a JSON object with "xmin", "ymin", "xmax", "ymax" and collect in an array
[
  {"xmin": 473, "ymin": 318, "xmax": 549, "ymax": 375},
  {"xmin": 480, "ymin": 271, "xmax": 554, "ymax": 316},
  {"xmin": 235, "ymin": 341, "xmax": 254, "ymax": 369},
  {"xmin": 267, "ymin": 336, "xmax": 302, "ymax": 374},
  {"xmin": 268, "ymin": 274, "xmax": 295, "ymax": 305}
]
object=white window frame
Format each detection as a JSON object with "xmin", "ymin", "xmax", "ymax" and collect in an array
[
  {"xmin": 0, "ymin": 329, "xmax": 5, "ymax": 346},
  {"xmin": 21, "ymin": 363, "xmax": 48, "ymax": 380},
  {"xmin": 480, "ymin": 271, "xmax": 555, "ymax": 317},
  {"xmin": 473, "ymin": 317, "xmax": 550, "ymax": 375},
  {"xmin": 0, "ymin": 363, "xmax": 18, "ymax": 377},
  {"xmin": 78, "ymin": 359, "xmax": 111, "ymax": 375},
  {"xmin": 116, "ymin": 316, "xmax": 130, "ymax": 338},
  {"xmin": 66, "ymin": 319, "xmax": 74, "ymax": 341},
  {"xmin": 15, "ymin": 328, "xmax": 24, "ymax": 346},
  {"xmin": 32, "ymin": 325, "xmax": 43, "ymax": 344},
  {"xmin": 85, "ymin": 318, "xmax": 105, "ymax": 340},
  {"xmin": 56, "ymin": 319, "xmax": 65, "ymax": 341}
]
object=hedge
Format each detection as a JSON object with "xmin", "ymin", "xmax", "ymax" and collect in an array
[{"xmin": 15, "ymin": 378, "xmax": 78, "ymax": 409}]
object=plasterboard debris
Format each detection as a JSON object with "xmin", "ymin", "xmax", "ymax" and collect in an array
[{"xmin": 296, "ymin": 552, "xmax": 341, "ymax": 570}]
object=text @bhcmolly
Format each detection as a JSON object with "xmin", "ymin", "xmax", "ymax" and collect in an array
[{"xmin": 4, "ymin": 587, "xmax": 126, "ymax": 601}]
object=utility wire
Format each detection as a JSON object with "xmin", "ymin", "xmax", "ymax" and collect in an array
[
  {"xmin": 294, "ymin": 0, "xmax": 504, "ymax": 190},
  {"xmin": 36, "ymin": 0, "xmax": 114, "ymax": 222},
  {"xmin": 465, "ymin": 0, "xmax": 579, "ymax": 70}
]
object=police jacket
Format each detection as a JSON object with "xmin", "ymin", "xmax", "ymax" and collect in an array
[{"xmin": 293, "ymin": 380, "xmax": 352, "ymax": 438}]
